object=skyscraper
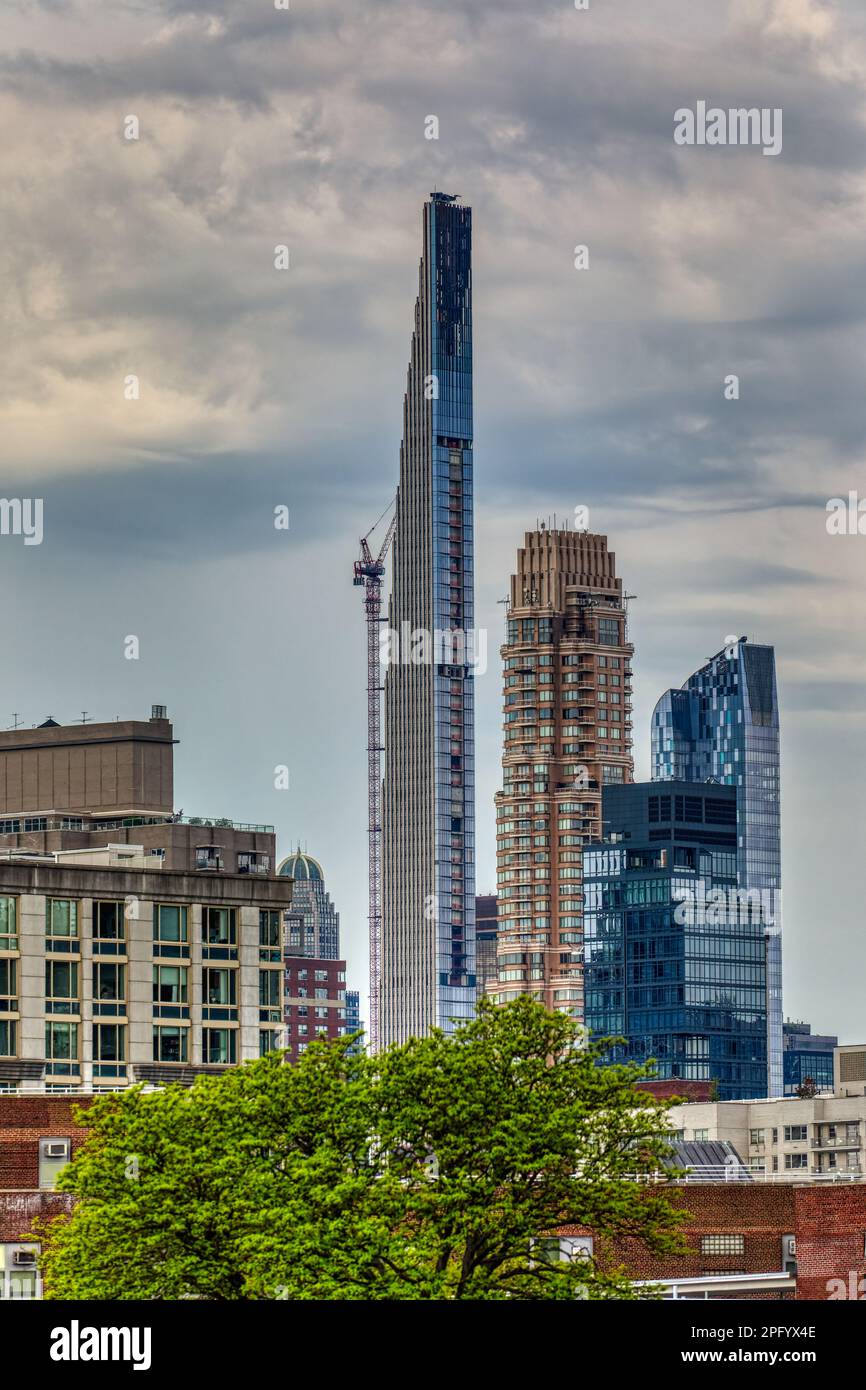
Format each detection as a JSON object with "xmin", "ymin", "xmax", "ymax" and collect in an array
[
  {"xmin": 380, "ymin": 194, "xmax": 476, "ymax": 1045},
  {"xmin": 489, "ymin": 528, "xmax": 634, "ymax": 1018},
  {"xmin": 277, "ymin": 849, "xmax": 340, "ymax": 959},
  {"xmin": 583, "ymin": 781, "xmax": 768, "ymax": 1100},
  {"xmin": 651, "ymin": 637, "xmax": 782, "ymax": 1095}
]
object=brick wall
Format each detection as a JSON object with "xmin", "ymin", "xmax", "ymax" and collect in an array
[
  {"xmin": 794, "ymin": 1186, "xmax": 866, "ymax": 1300},
  {"xmin": 0, "ymin": 1190, "xmax": 74, "ymax": 1242},
  {"xmin": 558, "ymin": 1183, "xmax": 796, "ymax": 1297},
  {"xmin": 0, "ymin": 1095, "xmax": 92, "ymax": 1191}
]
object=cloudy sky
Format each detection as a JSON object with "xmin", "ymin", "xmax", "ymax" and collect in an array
[{"xmin": 1, "ymin": 0, "xmax": 864, "ymax": 1039}]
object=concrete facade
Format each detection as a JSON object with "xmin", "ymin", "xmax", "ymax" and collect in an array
[
  {"xmin": 0, "ymin": 711, "xmax": 293, "ymax": 1089},
  {"xmin": 671, "ymin": 1075, "xmax": 866, "ymax": 1179}
]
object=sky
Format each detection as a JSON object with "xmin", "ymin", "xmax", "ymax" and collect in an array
[{"xmin": 0, "ymin": 0, "xmax": 864, "ymax": 1039}]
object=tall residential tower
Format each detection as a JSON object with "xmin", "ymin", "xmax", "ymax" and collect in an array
[
  {"xmin": 380, "ymin": 194, "xmax": 476, "ymax": 1045},
  {"xmin": 652, "ymin": 637, "xmax": 782, "ymax": 1095},
  {"xmin": 489, "ymin": 528, "xmax": 633, "ymax": 1018}
]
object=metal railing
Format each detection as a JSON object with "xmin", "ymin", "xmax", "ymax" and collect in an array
[{"xmin": 624, "ymin": 1166, "xmax": 865, "ymax": 1184}]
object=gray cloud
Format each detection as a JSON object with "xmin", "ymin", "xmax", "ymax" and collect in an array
[{"xmin": 1, "ymin": 0, "xmax": 864, "ymax": 1039}]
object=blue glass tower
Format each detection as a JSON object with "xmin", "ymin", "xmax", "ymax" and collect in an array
[
  {"xmin": 381, "ymin": 194, "xmax": 476, "ymax": 1044},
  {"xmin": 583, "ymin": 782, "xmax": 768, "ymax": 1099},
  {"xmin": 651, "ymin": 638, "xmax": 782, "ymax": 1095}
]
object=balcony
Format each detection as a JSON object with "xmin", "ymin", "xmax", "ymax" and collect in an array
[
  {"xmin": 195, "ymin": 852, "xmax": 224, "ymax": 872},
  {"xmin": 812, "ymin": 1134, "xmax": 861, "ymax": 1150}
]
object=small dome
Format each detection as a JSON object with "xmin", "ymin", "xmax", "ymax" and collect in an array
[{"xmin": 277, "ymin": 850, "xmax": 324, "ymax": 881}]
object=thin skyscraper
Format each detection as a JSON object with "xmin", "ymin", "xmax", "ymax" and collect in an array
[{"xmin": 380, "ymin": 194, "xmax": 476, "ymax": 1045}]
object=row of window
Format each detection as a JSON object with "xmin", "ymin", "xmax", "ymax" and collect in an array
[
  {"xmin": 0, "ymin": 960, "xmax": 280, "ymax": 1010},
  {"xmin": 0, "ymin": 900, "xmax": 283, "ymax": 950},
  {"xmin": 0, "ymin": 1020, "xmax": 283, "ymax": 1068}
]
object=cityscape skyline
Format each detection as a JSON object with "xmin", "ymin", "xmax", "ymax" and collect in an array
[{"xmin": 0, "ymin": 0, "xmax": 863, "ymax": 1045}]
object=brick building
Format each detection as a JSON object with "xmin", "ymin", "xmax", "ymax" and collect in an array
[
  {"xmin": 556, "ymin": 1180, "xmax": 866, "ymax": 1300},
  {"xmin": 0, "ymin": 1093, "xmax": 91, "ymax": 1298}
]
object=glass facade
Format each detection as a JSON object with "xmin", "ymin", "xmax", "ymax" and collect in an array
[
  {"xmin": 381, "ymin": 194, "xmax": 476, "ymax": 1043},
  {"xmin": 651, "ymin": 638, "xmax": 782, "ymax": 1096},
  {"xmin": 583, "ymin": 783, "xmax": 768, "ymax": 1099}
]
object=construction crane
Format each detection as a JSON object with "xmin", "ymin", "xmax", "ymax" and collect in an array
[{"xmin": 352, "ymin": 498, "xmax": 397, "ymax": 1053}]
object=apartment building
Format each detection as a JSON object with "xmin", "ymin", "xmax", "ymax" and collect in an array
[
  {"xmin": 0, "ymin": 710, "xmax": 291, "ymax": 1089},
  {"xmin": 671, "ymin": 1045, "xmax": 866, "ymax": 1179},
  {"xmin": 489, "ymin": 526, "xmax": 634, "ymax": 1017}
]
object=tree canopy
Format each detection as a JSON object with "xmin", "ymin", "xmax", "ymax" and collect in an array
[{"xmin": 33, "ymin": 998, "xmax": 685, "ymax": 1300}]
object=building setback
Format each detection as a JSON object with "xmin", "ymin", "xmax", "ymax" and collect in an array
[
  {"xmin": 652, "ymin": 637, "xmax": 782, "ymax": 1095},
  {"xmin": 276, "ymin": 851, "xmax": 349, "ymax": 1061},
  {"xmin": 489, "ymin": 527, "xmax": 633, "ymax": 1018},
  {"xmin": 583, "ymin": 781, "xmax": 768, "ymax": 1100},
  {"xmin": 380, "ymin": 193, "xmax": 476, "ymax": 1044}
]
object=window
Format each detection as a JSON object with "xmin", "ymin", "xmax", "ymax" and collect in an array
[
  {"xmin": 93, "ymin": 1024, "xmax": 125, "ymax": 1064},
  {"xmin": 45, "ymin": 1021, "xmax": 78, "ymax": 1073},
  {"xmin": 598, "ymin": 617, "xmax": 620, "ymax": 645},
  {"xmin": 259, "ymin": 910, "xmax": 280, "ymax": 948},
  {"xmin": 785, "ymin": 1153, "xmax": 809, "ymax": 1170},
  {"xmin": 0, "ymin": 1020, "xmax": 15, "ymax": 1057},
  {"xmin": 0, "ymin": 1244, "xmax": 39, "ymax": 1299},
  {"xmin": 0, "ymin": 958, "xmax": 16, "ymax": 1009},
  {"xmin": 202, "ymin": 1028, "xmax": 236, "ymax": 1065},
  {"xmin": 153, "ymin": 965, "xmax": 187, "ymax": 1004},
  {"xmin": 749, "ymin": 1129, "xmax": 764, "ymax": 1146},
  {"xmin": 784, "ymin": 1125, "xmax": 808, "ymax": 1142},
  {"xmin": 46, "ymin": 899, "xmax": 77, "ymax": 941},
  {"xmin": 203, "ymin": 968, "xmax": 236, "ymax": 1006},
  {"xmin": 0, "ymin": 900, "xmax": 17, "ymax": 956},
  {"xmin": 45, "ymin": 960, "xmax": 78, "ymax": 1014},
  {"xmin": 93, "ymin": 962, "xmax": 125, "ymax": 1006},
  {"xmin": 259, "ymin": 1030, "xmax": 282, "ymax": 1056},
  {"xmin": 700, "ymin": 1234, "xmax": 745, "ymax": 1256},
  {"xmin": 153, "ymin": 1026, "xmax": 187, "ymax": 1063},
  {"xmin": 202, "ymin": 908, "xmax": 236, "ymax": 946},
  {"xmin": 38, "ymin": 1137, "xmax": 71, "ymax": 1189},
  {"xmin": 692, "ymin": 1129, "xmax": 709, "ymax": 1142},
  {"xmin": 93, "ymin": 901, "xmax": 125, "ymax": 942},
  {"xmin": 154, "ymin": 904, "xmax": 188, "ymax": 945},
  {"xmin": 314, "ymin": 988, "xmax": 328, "ymax": 1000},
  {"xmin": 259, "ymin": 971, "xmax": 280, "ymax": 1007}
]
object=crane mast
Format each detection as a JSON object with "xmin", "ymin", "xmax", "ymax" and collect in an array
[{"xmin": 352, "ymin": 502, "xmax": 397, "ymax": 1053}]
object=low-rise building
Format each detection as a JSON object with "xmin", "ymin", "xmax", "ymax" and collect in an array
[{"xmin": 670, "ymin": 1044, "xmax": 866, "ymax": 1179}]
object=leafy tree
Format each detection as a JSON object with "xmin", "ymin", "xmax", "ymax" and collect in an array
[{"xmin": 33, "ymin": 998, "xmax": 684, "ymax": 1300}]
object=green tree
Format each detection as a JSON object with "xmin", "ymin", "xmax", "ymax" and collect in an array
[{"xmin": 34, "ymin": 998, "xmax": 684, "ymax": 1300}]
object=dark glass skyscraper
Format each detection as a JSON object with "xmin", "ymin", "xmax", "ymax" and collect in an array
[
  {"xmin": 381, "ymin": 194, "xmax": 476, "ymax": 1044},
  {"xmin": 583, "ymin": 782, "xmax": 768, "ymax": 1100},
  {"xmin": 651, "ymin": 637, "xmax": 782, "ymax": 1095}
]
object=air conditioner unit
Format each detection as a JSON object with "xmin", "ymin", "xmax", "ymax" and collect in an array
[
  {"xmin": 44, "ymin": 1142, "xmax": 69, "ymax": 1159},
  {"xmin": 13, "ymin": 1250, "xmax": 36, "ymax": 1267},
  {"xmin": 786, "ymin": 1237, "xmax": 796, "ymax": 1257}
]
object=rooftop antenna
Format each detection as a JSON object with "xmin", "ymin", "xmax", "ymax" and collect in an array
[
  {"xmin": 8, "ymin": 714, "xmax": 22, "ymax": 730},
  {"xmin": 79, "ymin": 711, "xmax": 92, "ymax": 724}
]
